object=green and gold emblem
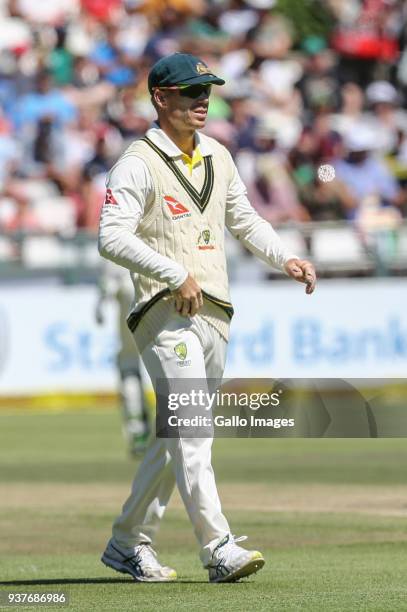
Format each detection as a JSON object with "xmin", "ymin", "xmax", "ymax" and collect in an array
[
  {"xmin": 196, "ymin": 62, "xmax": 211, "ymax": 75},
  {"xmin": 174, "ymin": 342, "xmax": 187, "ymax": 361},
  {"xmin": 198, "ymin": 229, "xmax": 214, "ymax": 249}
]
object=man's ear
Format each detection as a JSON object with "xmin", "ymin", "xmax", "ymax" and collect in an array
[{"xmin": 153, "ymin": 89, "xmax": 167, "ymax": 110}]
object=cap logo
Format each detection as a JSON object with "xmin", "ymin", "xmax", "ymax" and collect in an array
[{"xmin": 196, "ymin": 62, "xmax": 211, "ymax": 75}]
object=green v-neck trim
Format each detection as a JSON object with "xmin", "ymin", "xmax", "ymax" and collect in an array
[{"xmin": 141, "ymin": 136, "xmax": 214, "ymax": 214}]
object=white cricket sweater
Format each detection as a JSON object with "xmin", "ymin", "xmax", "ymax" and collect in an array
[{"xmin": 98, "ymin": 125, "xmax": 297, "ymax": 350}]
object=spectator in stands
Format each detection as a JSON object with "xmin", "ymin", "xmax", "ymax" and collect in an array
[
  {"xmin": 77, "ymin": 129, "xmax": 121, "ymax": 231},
  {"xmin": 0, "ymin": 112, "xmax": 30, "ymax": 231},
  {"xmin": 107, "ymin": 87, "xmax": 151, "ymax": 143},
  {"xmin": 89, "ymin": 22, "xmax": 137, "ymax": 87},
  {"xmin": 237, "ymin": 117, "xmax": 310, "ymax": 223},
  {"xmin": 289, "ymin": 127, "xmax": 354, "ymax": 221},
  {"xmin": 329, "ymin": 81, "xmax": 365, "ymax": 136},
  {"xmin": 298, "ymin": 36, "xmax": 338, "ymax": 120},
  {"xmin": 11, "ymin": 70, "xmax": 77, "ymax": 132},
  {"xmin": 334, "ymin": 126, "xmax": 404, "ymax": 219},
  {"xmin": 48, "ymin": 28, "xmax": 74, "ymax": 86},
  {"xmin": 81, "ymin": 0, "xmax": 121, "ymax": 23},
  {"xmin": 365, "ymin": 81, "xmax": 407, "ymax": 154}
]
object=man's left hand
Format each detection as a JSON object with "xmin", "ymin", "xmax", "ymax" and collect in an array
[{"xmin": 284, "ymin": 258, "xmax": 316, "ymax": 295}]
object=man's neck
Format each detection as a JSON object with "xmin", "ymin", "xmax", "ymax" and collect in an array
[{"xmin": 157, "ymin": 121, "xmax": 195, "ymax": 157}]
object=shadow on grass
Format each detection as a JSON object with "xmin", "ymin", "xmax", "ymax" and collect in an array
[{"xmin": 0, "ymin": 578, "xmax": 212, "ymax": 586}]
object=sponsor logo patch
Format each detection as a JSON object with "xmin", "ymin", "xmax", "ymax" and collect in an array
[
  {"xmin": 104, "ymin": 189, "xmax": 118, "ymax": 206},
  {"xmin": 174, "ymin": 342, "xmax": 191, "ymax": 367},
  {"xmin": 164, "ymin": 195, "xmax": 191, "ymax": 220},
  {"xmin": 197, "ymin": 228, "xmax": 215, "ymax": 250}
]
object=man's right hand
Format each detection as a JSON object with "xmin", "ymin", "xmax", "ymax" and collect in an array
[{"xmin": 172, "ymin": 274, "xmax": 203, "ymax": 317}]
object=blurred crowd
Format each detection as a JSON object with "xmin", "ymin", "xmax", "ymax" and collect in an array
[{"xmin": 1, "ymin": 0, "xmax": 407, "ymax": 240}]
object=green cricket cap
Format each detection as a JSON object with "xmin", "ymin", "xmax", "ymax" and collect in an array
[{"xmin": 148, "ymin": 53, "xmax": 225, "ymax": 93}]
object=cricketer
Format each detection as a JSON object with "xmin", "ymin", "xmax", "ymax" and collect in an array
[{"xmin": 98, "ymin": 52, "xmax": 316, "ymax": 583}]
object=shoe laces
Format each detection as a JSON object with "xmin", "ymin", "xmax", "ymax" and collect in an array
[
  {"xmin": 136, "ymin": 544, "xmax": 161, "ymax": 569},
  {"xmin": 213, "ymin": 534, "xmax": 248, "ymax": 564}
]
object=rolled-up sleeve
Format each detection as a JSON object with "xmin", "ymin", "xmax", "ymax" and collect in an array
[
  {"xmin": 98, "ymin": 156, "xmax": 188, "ymax": 290},
  {"xmin": 225, "ymin": 152, "xmax": 298, "ymax": 272}
]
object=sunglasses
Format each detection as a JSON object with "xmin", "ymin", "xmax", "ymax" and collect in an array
[{"xmin": 157, "ymin": 84, "xmax": 212, "ymax": 98}]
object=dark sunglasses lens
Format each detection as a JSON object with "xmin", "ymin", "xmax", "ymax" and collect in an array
[{"xmin": 179, "ymin": 85, "xmax": 211, "ymax": 98}]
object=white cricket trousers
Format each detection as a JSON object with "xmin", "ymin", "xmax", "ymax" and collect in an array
[{"xmin": 112, "ymin": 312, "xmax": 230, "ymax": 566}]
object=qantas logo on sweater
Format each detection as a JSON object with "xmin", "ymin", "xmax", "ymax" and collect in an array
[
  {"xmin": 104, "ymin": 189, "xmax": 119, "ymax": 206},
  {"xmin": 164, "ymin": 195, "xmax": 191, "ymax": 220}
]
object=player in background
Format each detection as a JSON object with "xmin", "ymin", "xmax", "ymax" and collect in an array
[{"xmin": 95, "ymin": 258, "xmax": 150, "ymax": 455}]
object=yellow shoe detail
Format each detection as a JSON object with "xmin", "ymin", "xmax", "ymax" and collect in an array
[{"xmin": 251, "ymin": 551, "xmax": 264, "ymax": 561}]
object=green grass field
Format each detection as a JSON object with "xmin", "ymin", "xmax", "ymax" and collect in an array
[{"xmin": 0, "ymin": 408, "xmax": 406, "ymax": 611}]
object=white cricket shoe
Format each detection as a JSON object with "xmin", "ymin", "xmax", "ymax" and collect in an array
[
  {"xmin": 101, "ymin": 538, "xmax": 177, "ymax": 582},
  {"xmin": 207, "ymin": 534, "xmax": 265, "ymax": 583}
]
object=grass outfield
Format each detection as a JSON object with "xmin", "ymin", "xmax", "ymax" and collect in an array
[{"xmin": 0, "ymin": 409, "xmax": 406, "ymax": 611}]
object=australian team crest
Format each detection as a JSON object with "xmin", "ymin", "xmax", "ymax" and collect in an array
[
  {"xmin": 196, "ymin": 62, "xmax": 211, "ymax": 75},
  {"xmin": 174, "ymin": 342, "xmax": 191, "ymax": 367},
  {"xmin": 174, "ymin": 342, "xmax": 187, "ymax": 360},
  {"xmin": 197, "ymin": 228, "xmax": 215, "ymax": 250}
]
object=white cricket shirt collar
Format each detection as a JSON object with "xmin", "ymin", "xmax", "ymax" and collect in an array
[{"xmin": 146, "ymin": 122, "xmax": 213, "ymax": 158}]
